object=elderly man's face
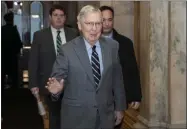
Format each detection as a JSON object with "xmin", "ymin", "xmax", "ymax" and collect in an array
[{"xmin": 78, "ymin": 12, "xmax": 102, "ymax": 45}]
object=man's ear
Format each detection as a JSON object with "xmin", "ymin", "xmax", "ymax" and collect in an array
[
  {"xmin": 77, "ymin": 21, "xmax": 82, "ymax": 31},
  {"xmin": 64, "ymin": 15, "xmax": 66, "ymax": 21}
]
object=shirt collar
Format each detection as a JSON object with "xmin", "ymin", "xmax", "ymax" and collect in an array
[
  {"xmin": 83, "ymin": 38, "xmax": 100, "ymax": 51},
  {"xmin": 102, "ymin": 30, "xmax": 113, "ymax": 39},
  {"xmin": 51, "ymin": 26, "xmax": 64, "ymax": 33}
]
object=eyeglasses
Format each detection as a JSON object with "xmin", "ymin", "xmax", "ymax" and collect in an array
[{"xmin": 84, "ymin": 22, "xmax": 102, "ymax": 28}]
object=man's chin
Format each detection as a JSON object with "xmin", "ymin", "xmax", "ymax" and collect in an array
[{"xmin": 55, "ymin": 25, "xmax": 64, "ymax": 29}]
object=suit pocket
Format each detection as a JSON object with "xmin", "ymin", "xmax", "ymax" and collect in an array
[
  {"xmin": 63, "ymin": 98, "xmax": 82, "ymax": 107},
  {"xmin": 61, "ymin": 99, "xmax": 85, "ymax": 128},
  {"xmin": 106, "ymin": 99, "xmax": 115, "ymax": 113}
]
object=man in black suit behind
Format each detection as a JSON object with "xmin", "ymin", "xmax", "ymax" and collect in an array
[
  {"xmin": 99, "ymin": 6, "xmax": 142, "ymax": 128},
  {"xmin": 1, "ymin": 11, "xmax": 22, "ymax": 90},
  {"xmin": 1, "ymin": 11, "xmax": 22, "ymax": 120},
  {"xmin": 28, "ymin": 4, "xmax": 79, "ymax": 129}
]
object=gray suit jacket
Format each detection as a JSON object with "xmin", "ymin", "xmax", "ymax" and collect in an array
[
  {"xmin": 51, "ymin": 36, "xmax": 126, "ymax": 129},
  {"xmin": 28, "ymin": 27, "xmax": 78, "ymax": 95}
]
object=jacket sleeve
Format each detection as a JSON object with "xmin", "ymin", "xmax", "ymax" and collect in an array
[
  {"xmin": 122, "ymin": 39, "xmax": 142, "ymax": 103},
  {"xmin": 50, "ymin": 45, "xmax": 69, "ymax": 100},
  {"xmin": 13, "ymin": 26, "xmax": 22, "ymax": 54},
  {"xmin": 28, "ymin": 32, "xmax": 40, "ymax": 89},
  {"xmin": 112, "ymin": 41, "xmax": 127, "ymax": 111}
]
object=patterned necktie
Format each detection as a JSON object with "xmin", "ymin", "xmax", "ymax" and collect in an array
[
  {"xmin": 91, "ymin": 45, "xmax": 101, "ymax": 88},
  {"xmin": 56, "ymin": 30, "xmax": 62, "ymax": 55}
]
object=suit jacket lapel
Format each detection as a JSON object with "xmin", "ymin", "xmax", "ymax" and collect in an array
[
  {"xmin": 96, "ymin": 37, "xmax": 110, "ymax": 91},
  {"xmin": 46, "ymin": 27, "xmax": 56, "ymax": 57},
  {"xmin": 73, "ymin": 36, "xmax": 95, "ymax": 86}
]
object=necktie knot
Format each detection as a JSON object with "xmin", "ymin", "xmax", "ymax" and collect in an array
[
  {"xmin": 57, "ymin": 30, "xmax": 61, "ymax": 35},
  {"xmin": 92, "ymin": 45, "xmax": 96, "ymax": 51}
]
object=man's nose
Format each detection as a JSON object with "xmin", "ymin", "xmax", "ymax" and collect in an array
[
  {"xmin": 105, "ymin": 21, "xmax": 109, "ymax": 26},
  {"xmin": 92, "ymin": 24, "xmax": 97, "ymax": 30},
  {"xmin": 57, "ymin": 16, "xmax": 61, "ymax": 19}
]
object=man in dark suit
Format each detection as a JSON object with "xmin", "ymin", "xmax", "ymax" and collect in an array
[
  {"xmin": 28, "ymin": 4, "xmax": 78, "ymax": 129},
  {"xmin": 100, "ymin": 5, "xmax": 142, "ymax": 107},
  {"xmin": 1, "ymin": 11, "xmax": 22, "ymax": 90},
  {"xmin": 100, "ymin": 5, "xmax": 142, "ymax": 129},
  {"xmin": 45, "ymin": 5, "xmax": 126, "ymax": 129},
  {"xmin": 100, "ymin": 6, "xmax": 142, "ymax": 129},
  {"xmin": 1, "ymin": 11, "xmax": 22, "ymax": 120}
]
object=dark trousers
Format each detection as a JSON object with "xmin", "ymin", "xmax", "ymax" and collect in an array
[
  {"xmin": 45, "ymin": 95, "xmax": 62, "ymax": 129},
  {"xmin": 2, "ymin": 55, "xmax": 19, "ymax": 89}
]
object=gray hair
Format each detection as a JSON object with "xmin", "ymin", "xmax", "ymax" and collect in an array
[{"xmin": 77, "ymin": 5, "xmax": 101, "ymax": 22}]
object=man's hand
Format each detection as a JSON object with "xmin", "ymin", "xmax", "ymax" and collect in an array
[
  {"xmin": 31, "ymin": 87, "xmax": 39, "ymax": 94},
  {"xmin": 45, "ymin": 78, "xmax": 64, "ymax": 94},
  {"xmin": 114, "ymin": 111, "xmax": 124, "ymax": 126},
  {"xmin": 129, "ymin": 102, "xmax": 140, "ymax": 110}
]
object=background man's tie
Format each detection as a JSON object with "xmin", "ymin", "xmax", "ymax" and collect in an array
[
  {"xmin": 91, "ymin": 45, "xmax": 101, "ymax": 88},
  {"xmin": 56, "ymin": 30, "xmax": 62, "ymax": 55}
]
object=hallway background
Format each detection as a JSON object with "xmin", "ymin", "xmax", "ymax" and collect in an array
[{"xmin": 1, "ymin": 1, "xmax": 186, "ymax": 129}]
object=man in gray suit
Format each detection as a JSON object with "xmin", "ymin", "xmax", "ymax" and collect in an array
[
  {"xmin": 28, "ymin": 4, "xmax": 78, "ymax": 129},
  {"xmin": 46, "ymin": 5, "xmax": 126, "ymax": 129}
]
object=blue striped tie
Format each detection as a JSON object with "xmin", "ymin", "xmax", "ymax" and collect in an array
[
  {"xmin": 56, "ymin": 30, "xmax": 62, "ymax": 55},
  {"xmin": 91, "ymin": 45, "xmax": 101, "ymax": 88}
]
